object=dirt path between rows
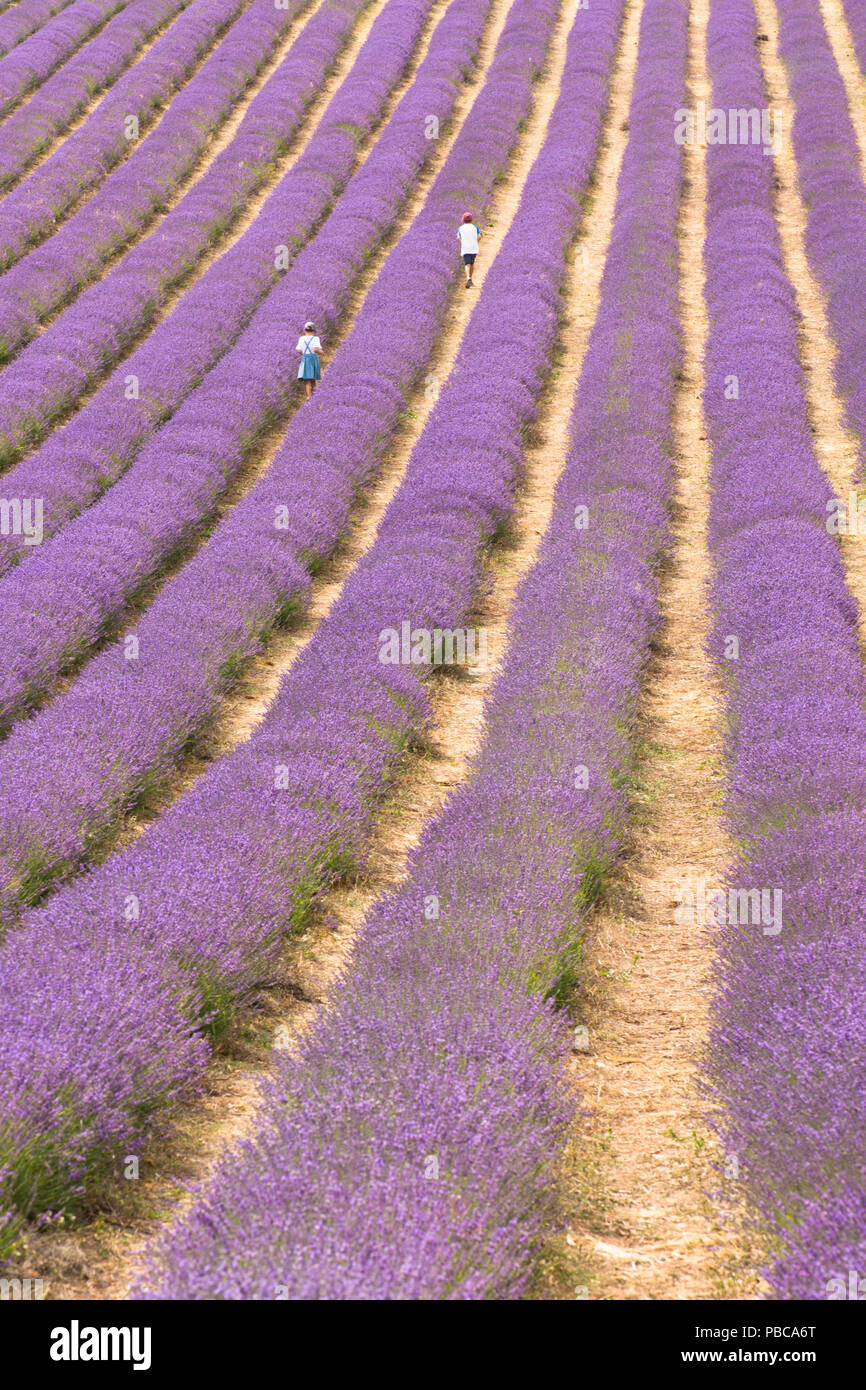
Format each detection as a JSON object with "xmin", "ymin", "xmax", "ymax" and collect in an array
[
  {"xmin": 753, "ymin": 0, "xmax": 866, "ymax": 642},
  {"xmin": 12, "ymin": 0, "xmax": 646, "ymax": 1303},
  {"xmin": 537, "ymin": 0, "xmax": 761, "ymax": 1302}
]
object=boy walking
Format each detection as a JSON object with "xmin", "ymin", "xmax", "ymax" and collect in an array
[{"xmin": 457, "ymin": 213, "xmax": 482, "ymax": 288}]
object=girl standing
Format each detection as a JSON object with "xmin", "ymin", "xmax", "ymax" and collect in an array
[{"xmin": 296, "ymin": 320, "xmax": 322, "ymax": 398}]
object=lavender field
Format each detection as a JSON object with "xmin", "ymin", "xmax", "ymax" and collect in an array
[{"xmin": 0, "ymin": 0, "xmax": 864, "ymax": 1316}]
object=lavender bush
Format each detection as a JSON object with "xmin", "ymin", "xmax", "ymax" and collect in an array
[
  {"xmin": 703, "ymin": 0, "xmax": 866, "ymax": 1301},
  {"xmin": 138, "ymin": 0, "xmax": 687, "ymax": 1298},
  {"xmin": 0, "ymin": 0, "xmax": 567, "ymax": 1253}
]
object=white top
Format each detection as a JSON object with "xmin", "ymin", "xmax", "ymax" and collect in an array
[
  {"xmin": 297, "ymin": 334, "xmax": 322, "ymax": 353},
  {"xmin": 457, "ymin": 223, "xmax": 480, "ymax": 254}
]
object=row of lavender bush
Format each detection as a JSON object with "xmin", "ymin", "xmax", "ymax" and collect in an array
[
  {"xmin": 139, "ymin": 0, "xmax": 688, "ymax": 1299},
  {"xmin": 703, "ymin": 0, "xmax": 866, "ymax": 1300},
  {"xmin": 772, "ymin": 0, "xmax": 866, "ymax": 484},
  {"xmin": 0, "ymin": 0, "xmax": 73, "ymax": 60},
  {"xmin": 0, "ymin": 0, "xmax": 276, "ymax": 325},
  {"xmin": 0, "ymin": 0, "xmax": 562, "ymax": 1254},
  {"xmin": 0, "ymin": 0, "xmax": 190, "ymax": 196},
  {"xmin": 0, "ymin": 0, "xmax": 125, "ymax": 117},
  {"xmin": 0, "ymin": 0, "xmax": 363, "ymax": 468},
  {"xmin": 0, "ymin": 0, "xmax": 439, "ymax": 740}
]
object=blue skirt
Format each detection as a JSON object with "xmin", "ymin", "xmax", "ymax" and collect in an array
[{"xmin": 298, "ymin": 352, "xmax": 321, "ymax": 380}]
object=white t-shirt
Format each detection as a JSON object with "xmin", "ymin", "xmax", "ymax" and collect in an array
[
  {"xmin": 297, "ymin": 334, "xmax": 321, "ymax": 353},
  {"xmin": 457, "ymin": 223, "xmax": 480, "ymax": 254}
]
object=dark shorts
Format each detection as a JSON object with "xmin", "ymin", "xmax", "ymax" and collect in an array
[{"xmin": 462, "ymin": 252, "xmax": 476, "ymax": 265}]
